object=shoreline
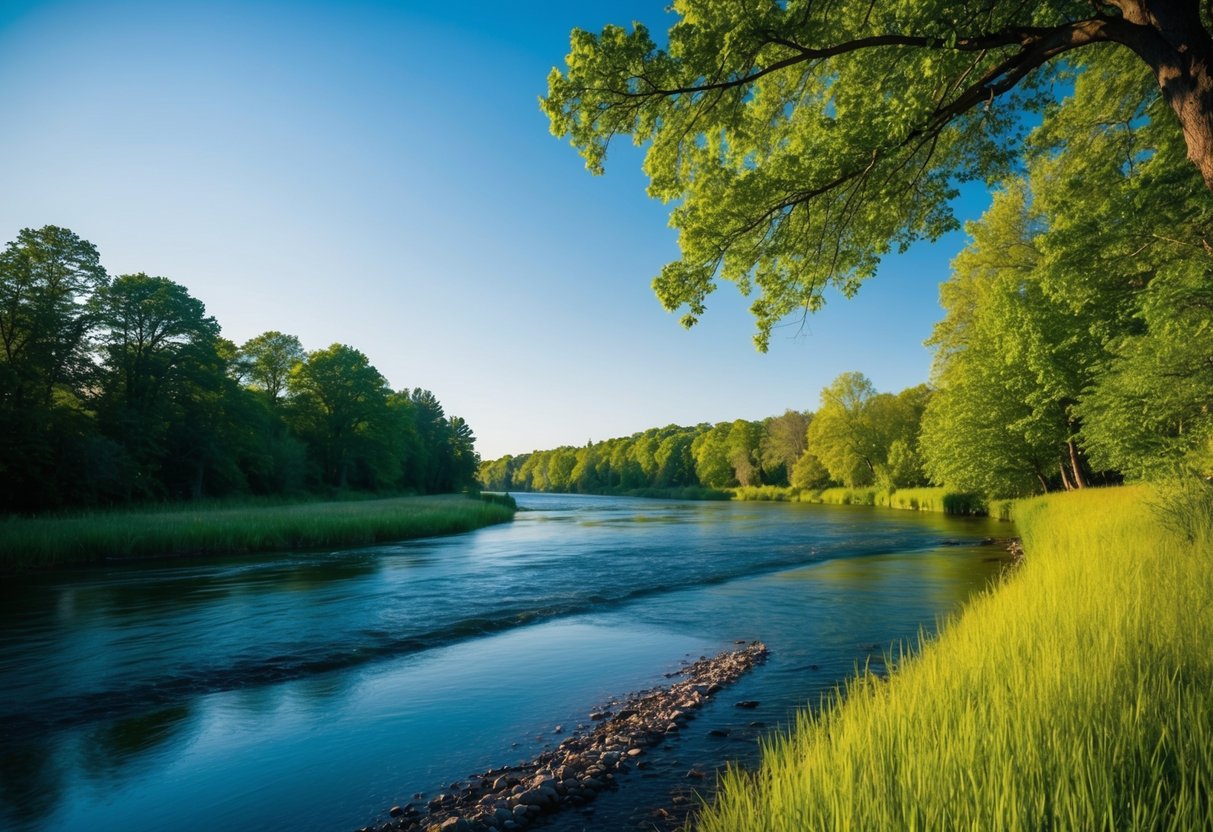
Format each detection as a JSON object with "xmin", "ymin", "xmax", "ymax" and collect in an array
[
  {"xmin": 363, "ymin": 642, "xmax": 768, "ymax": 832},
  {"xmin": 0, "ymin": 493, "xmax": 515, "ymax": 572}
]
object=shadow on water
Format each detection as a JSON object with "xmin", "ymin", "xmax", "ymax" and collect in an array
[
  {"xmin": 0, "ymin": 742, "xmax": 63, "ymax": 827},
  {"xmin": 81, "ymin": 705, "xmax": 195, "ymax": 780}
]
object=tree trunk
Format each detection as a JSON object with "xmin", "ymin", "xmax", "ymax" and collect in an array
[
  {"xmin": 1067, "ymin": 440, "xmax": 1089, "ymax": 489},
  {"xmin": 1115, "ymin": 1, "xmax": 1213, "ymax": 189},
  {"xmin": 1035, "ymin": 471, "xmax": 1050, "ymax": 493},
  {"xmin": 1059, "ymin": 462, "xmax": 1074, "ymax": 492}
]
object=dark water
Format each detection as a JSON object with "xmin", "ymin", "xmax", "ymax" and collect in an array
[{"xmin": 0, "ymin": 494, "xmax": 1009, "ymax": 831}]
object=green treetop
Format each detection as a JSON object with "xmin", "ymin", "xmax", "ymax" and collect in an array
[{"xmin": 544, "ymin": 1, "xmax": 1213, "ymax": 347}]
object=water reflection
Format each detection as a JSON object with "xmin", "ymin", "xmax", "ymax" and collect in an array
[
  {"xmin": 82, "ymin": 705, "xmax": 194, "ymax": 780},
  {"xmin": 0, "ymin": 741, "xmax": 63, "ymax": 825}
]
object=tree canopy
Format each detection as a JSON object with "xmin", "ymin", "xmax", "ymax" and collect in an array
[
  {"xmin": 544, "ymin": 1, "xmax": 1213, "ymax": 348},
  {"xmin": 0, "ymin": 226, "xmax": 483, "ymax": 512}
]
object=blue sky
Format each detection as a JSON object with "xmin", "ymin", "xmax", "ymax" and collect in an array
[{"xmin": 0, "ymin": 0, "xmax": 991, "ymax": 459}]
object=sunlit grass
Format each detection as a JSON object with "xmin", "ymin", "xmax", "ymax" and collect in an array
[
  {"xmin": 697, "ymin": 484, "xmax": 1213, "ymax": 831},
  {"xmin": 0, "ymin": 494, "xmax": 515, "ymax": 569},
  {"xmin": 747, "ymin": 485, "xmax": 990, "ymax": 515}
]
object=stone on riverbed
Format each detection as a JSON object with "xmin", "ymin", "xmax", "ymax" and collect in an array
[{"xmin": 365, "ymin": 641, "xmax": 768, "ymax": 832}]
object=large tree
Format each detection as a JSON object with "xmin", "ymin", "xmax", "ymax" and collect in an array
[
  {"xmin": 0, "ymin": 226, "xmax": 107, "ymax": 509},
  {"xmin": 0, "ymin": 226, "xmax": 107, "ymax": 408},
  {"xmin": 91, "ymin": 274, "xmax": 230, "ymax": 498},
  {"xmin": 544, "ymin": 1, "xmax": 1212, "ymax": 347},
  {"xmin": 287, "ymin": 344, "xmax": 393, "ymax": 489},
  {"xmin": 237, "ymin": 330, "xmax": 305, "ymax": 405}
]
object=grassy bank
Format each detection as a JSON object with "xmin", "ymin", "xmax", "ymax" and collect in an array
[
  {"xmin": 731, "ymin": 485, "xmax": 990, "ymax": 516},
  {"xmin": 0, "ymin": 493, "xmax": 516, "ymax": 570},
  {"xmin": 698, "ymin": 484, "xmax": 1213, "ymax": 830}
]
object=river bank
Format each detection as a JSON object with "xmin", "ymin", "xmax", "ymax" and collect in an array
[
  {"xmin": 696, "ymin": 484, "xmax": 1213, "ymax": 830},
  {"xmin": 0, "ymin": 493, "xmax": 515, "ymax": 570}
]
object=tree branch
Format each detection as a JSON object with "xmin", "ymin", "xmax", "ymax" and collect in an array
[{"xmin": 607, "ymin": 18, "xmax": 1121, "ymax": 100}]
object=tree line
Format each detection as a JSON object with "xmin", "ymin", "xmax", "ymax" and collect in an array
[
  {"xmin": 479, "ymin": 373, "xmax": 936, "ymax": 495},
  {"xmin": 0, "ymin": 227, "xmax": 479, "ymax": 513}
]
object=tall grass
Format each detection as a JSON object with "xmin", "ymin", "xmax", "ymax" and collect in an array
[
  {"xmin": 793, "ymin": 486, "xmax": 989, "ymax": 515},
  {"xmin": 0, "ymin": 494, "xmax": 515, "ymax": 570},
  {"xmin": 698, "ymin": 485, "xmax": 1213, "ymax": 831}
]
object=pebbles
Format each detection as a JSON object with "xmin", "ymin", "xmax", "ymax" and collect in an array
[{"xmin": 365, "ymin": 641, "xmax": 768, "ymax": 832}]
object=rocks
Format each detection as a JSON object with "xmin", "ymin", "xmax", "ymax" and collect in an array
[
  {"xmin": 365, "ymin": 641, "xmax": 768, "ymax": 832},
  {"xmin": 734, "ymin": 700, "xmax": 760, "ymax": 709}
]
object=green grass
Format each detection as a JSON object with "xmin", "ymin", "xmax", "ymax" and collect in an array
[
  {"xmin": 697, "ymin": 484, "xmax": 1213, "ymax": 831},
  {"xmin": 731, "ymin": 485, "xmax": 801, "ymax": 502},
  {"xmin": 730, "ymin": 485, "xmax": 990, "ymax": 515},
  {"xmin": 0, "ymin": 493, "xmax": 516, "ymax": 570}
]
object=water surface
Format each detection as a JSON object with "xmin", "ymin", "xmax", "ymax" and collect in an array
[{"xmin": 0, "ymin": 494, "xmax": 1009, "ymax": 831}]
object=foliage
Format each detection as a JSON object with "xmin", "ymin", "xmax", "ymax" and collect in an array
[
  {"xmin": 483, "ymin": 374, "xmax": 930, "ymax": 497},
  {"xmin": 698, "ymin": 486, "xmax": 1213, "ymax": 830},
  {"xmin": 806, "ymin": 373, "xmax": 929, "ymax": 488},
  {"xmin": 920, "ymin": 184, "xmax": 1078, "ymax": 497},
  {"xmin": 0, "ymin": 226, "xmax": 108, "ymax": 510},
  {"xmin": 544, "ymin": 1, "xmax": 1213, "ymax": 349},
  {"xmin": 237, "ymin": 330, "xmax": 304, "ymax": 404},
  {"xmin": 921, "ymin": 45, "xmax": 1212, "ymax": 496},
  {"xmin": 0, "ymin": 227, "xmax": 483, "ymax": 514}
]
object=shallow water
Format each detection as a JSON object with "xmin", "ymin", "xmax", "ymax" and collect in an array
[{"xmin": 0, "ymin": 494, "xmax": 1009, "ymax": 831}]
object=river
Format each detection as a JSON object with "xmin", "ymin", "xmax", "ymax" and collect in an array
[{"xmin": 0, "ymin": 493, "xmax": 1009, "ymax": 831}]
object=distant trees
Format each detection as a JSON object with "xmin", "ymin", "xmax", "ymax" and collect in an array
[
  {"xmin": 480, "ymin": 374, "xmax": 930, "ymax": 495},
  {"xmin": 802, "ymin": 374, "xmax": 930, "ymax": 489},
  {"xmin": 0, "ymin": 226, "xmax": 482, "ymax": 513}
]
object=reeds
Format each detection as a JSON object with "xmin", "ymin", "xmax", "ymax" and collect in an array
[
  {"xmin": 0, "ymin": 494, "xmax": 515, "ymax": 569},
  {"xmin": 697, "ymin": 484, "xmax": 1213, "ymax": 831}
]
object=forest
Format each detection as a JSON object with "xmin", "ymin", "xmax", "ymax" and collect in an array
[{"xmin": 0, "ymin": 227, "xmax": 480, "ymax": 514}]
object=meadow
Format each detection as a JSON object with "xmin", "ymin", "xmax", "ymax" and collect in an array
[
  {"xmin": 0, "ymin": 493, "xmax": 515, "ymax": 570},
  {"xmin": 698, "ymin": 483, "xmax": 1213, "ymax": 830}
]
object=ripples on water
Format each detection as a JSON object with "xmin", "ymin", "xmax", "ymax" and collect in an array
[{"xmin": 0, "ymin": 494, "xmax": 1008, "ymax": 832}]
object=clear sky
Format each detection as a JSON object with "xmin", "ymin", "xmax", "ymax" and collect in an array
[{"xmin": 0, "ymin": 0, "xmax": 991, "ymax": 460}]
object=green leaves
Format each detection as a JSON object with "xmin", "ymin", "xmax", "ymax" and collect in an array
[{"xmin": 543, "ymin": 2, "xmax": 1101, "ymax": 347}]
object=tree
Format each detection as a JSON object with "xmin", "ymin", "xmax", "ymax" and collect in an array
[
  {"xmin": 237, "ymin": 331, "xmax": 304, "ymax": 405},
  {"xmin": 692, "ymin": 422, "xmax": 735, "ymax": 487},
  {"xmin": 0, "ymin": 225, "xmax": 107, "ymax": 408},
  {"xmin": 655, "ymin": 428, "xmax": 698, "ymax": 487},
  {"xmin": 790, "ymin": 449, "xmax": 832, "ymax": 490},
  {"xmin": 807, "ymin": 372, "xmax": 883, "ymax": 487},
  {"xmin": 447, "ymin": 415, "xmax": 480, "ymax": 490},
  {"xmin": 0, "ymin": 226, "xmax": 107, "ymax": 509},
  {"xmin": 726, "ymin": 419, "xmax": 765, "ymax": 486},
  {"xmin": 919, "ymin": 185, "xmax": 1084, "ymax": 496},
  {"xmin": 760, "ymin": 410, "xmax": 811, "ymax": 485},
  {"xmin": 91, "ymin": 273, "xmax": 227, "ymax": 498},
  {"xmin": 544, "ymin": 2, "xmax": 1213, "ymax": 348},
  {"xmin": 287, "ymin": 344, "xmax": 393, "ymax": 489}
]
